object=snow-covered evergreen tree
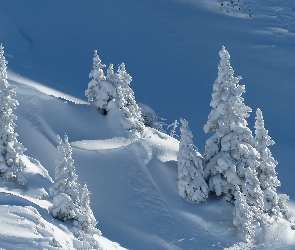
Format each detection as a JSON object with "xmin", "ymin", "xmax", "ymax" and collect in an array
[
  {"xmin": 255, "ymin": 108, "xmax": 294, "ymax": 222},
  {"xmin": 85, "ymin": 50, "xmax": 106, "ymax": 103},
  {"xmin": 50, "ymin": 135, "xmax": 101, "ymax": 248},
  {"xmin": 85, "ymin": 50, "xmax": 116, "ymax": 114},
  {"xmin": 0, "ymin": 44, "xmax": 26, "ymax": 185},
  {"xmin": 79, "ymin": 183, "xmax": 97, "ymax": 232},
  {"xmin": 203, "ymin": 46, "xmax": 262, "ymax": 201},
  {"xmin": 50, "ymin": 134, "xmax": 79, "ymax": 222},
  {"xmin": 106, "ymin": 63, "xmax": 115, "ymax": 83},
  {"xmin": 178, "ymin": 118, "xmax": 208, "ymax": 203},
  {"xmin": 233, "ymin": 185, "xmax": 258, "ymax": 242},
  {"xmin": 203, "ymin": 47, "xmax": 264, "ymax": 238},
  {"xmin": 50, "ymin": 134, "xmax": 80, "ymax": 203},
  {"xmin": 115, "ymin": 63, "xmax": 144, "ymax": 133},
  {"xmin": 72, "ymin": 183, "xmax": 101, "ymax": 248}
]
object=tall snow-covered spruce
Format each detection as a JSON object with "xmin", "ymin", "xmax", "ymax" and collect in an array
[
  {"xmin": 0, "ymin": 44, "xmax": 26, "ymax": 185},
  {"xmin": 50, "ymin": 134, "xmax": 100, "ymax": 249},
  {"xmin": 50, "ymin": 134, "xmax": 80, "ymax": 222},
  {"xmin": 255, "ymin": 108, "xmax": 294, "ymax": 222},
  {"xmin": 50, "ymin": 134, "xmax": 80, "ymax": 202},
  {"xmin": 203, "ymin": 46, "xmax": 264, "ymax": 238},
  {"xmin": 178, "ymin": 118, "xmax": 208, "ymax": 202}
]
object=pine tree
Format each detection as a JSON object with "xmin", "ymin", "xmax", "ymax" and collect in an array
[
  {"xmin": 233, "ymin": 185, "xmax": 258, "ymax": 242},
  {"xmin": 115, "ymin": 63, "xmax": 144, "ymax": 133},
  {"xmin": 72, "ymin": 183, "xmax": 101, "ymax": 248},
  {"xmin": 85, "ymin": 50, "xmax": 106, "ymax": 103},
  {"xmin": 0, "ymin": 44, "xmax": 26, "ymax": 185},
  {"xmin": 178, "ymin": 118, "xmax": 208, "ymax": 203},
  {"xmin": 255, "ymin": 108, "xmax": 294, "ymax": 222},
  {"xmin": 203, "ymin": 46, "xmax": 262, "ymax": 200},
  {"xmin": 50, "ymin": 134, "xmax": 79, "ymax": 223},
  {"xmin": 78, "ymin": 183, "xmax": 98, "ymax": 232},
  {"xmin": 85, "ymin": 50, "xmax": 116, "ymax": 114},
  {"xmin": 50, "ymin": 134, "xmax": 80, "ymax": 204},
  {"xmin": 50, "ymin": 135, "xmax": 101, "ymax": 247},
  {"xmin": 106, "ymin": 63, "xmax": 115, "ymax": 83},
  {"xmin": 203, "ymin": 47, "xmax": 264, "ymax": 238}
]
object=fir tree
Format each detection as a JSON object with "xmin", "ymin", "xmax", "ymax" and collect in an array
[
  {"xmin": 255, "ymin": 108, "xmax": 294, "ymax": 222},
  {"xmin": 85, "ymin": 50, "xmax": 106, "ymax": 103},
  {"xmin": 85, "ymin": 50, "xmax": 116, "ymax": 114},
  {"xmin": 50, "ymin": 134, "xmax": 79, "ymax": 223},
  {"xmin": 203, "ymin": 47, "xmax": 264, "ymax": 238},
  {"xmin": 0, "ymin": 44, "xmax": 26, "ymax": 185},
  {"xmin": 233, "ymin": 185, "xmax": 258, "ymax": 242},
  {"xmin": 79, "ymin": 183, "xmax": 97, "ymax": 232},
  {"xmin": 50, "ymin": 134, "xmax": 80, "ymax": 204},
  {"xmin": 115, "ymin": 63, "xmax": 144, "ymax": 133},
  {"xmin": 178, "ymin": 118, "xmax": 208, "ymax": 202},
  {"xmin": 106, "ymin": 63, "xmax": 115, "ymax": 83},
  {"xmin": 50, "ymin": 135, "xmax": 101, "ymax": 248}
]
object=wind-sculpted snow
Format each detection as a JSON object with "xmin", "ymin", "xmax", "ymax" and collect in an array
[{"xmin": 71, "ymin": 137, "xmax": 136, "ymax": 151}]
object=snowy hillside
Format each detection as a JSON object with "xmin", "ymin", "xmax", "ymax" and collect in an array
[
  {"xmin": 1, "ymin": 0, "xmax": 295, "ymax": 249},
  {"xmin": 4, "ymin": 70, "xmax": 295, "ymax": 250}
]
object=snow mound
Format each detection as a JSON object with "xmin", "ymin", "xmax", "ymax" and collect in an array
[{"xmin": 71, "ymin": 137, "xmax": 136, "ymax": 151}]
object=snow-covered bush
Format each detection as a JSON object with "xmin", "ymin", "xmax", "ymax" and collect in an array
[
  {"xmin": 0, "ymin": 44, "xmax": 26, "ymax": 185},
  {"xmin": 139, "ymin": 103, "xmax": 165, "ymax": 132},
  {"xmin": 178, "ymin": 118, "xmax": 208, "ymax": 203},
  {"xmin": 51, "ymin": 193, "xmax": 77, "ymax": 222},
  {"xmin": 167, "ymin": 120, "xmax": 179, "ymax": 138}
]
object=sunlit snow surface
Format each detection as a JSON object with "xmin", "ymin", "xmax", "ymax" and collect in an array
[
  {"xmin": 1, "ymin": 0, "xmax": 295, "ymax": 249},
  {"xmin": 0, "ymin": 77, "xmax": 292, "ymax": 249}
]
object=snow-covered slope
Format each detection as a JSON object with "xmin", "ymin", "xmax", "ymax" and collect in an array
[
  {"xmin": 1, "ymin": 0, "xmax": 295, "ymax": 249},
  {"xmin": 1, "ymin": 0, "xmax": 295, "ymax": 198},
  {"xmin": 0, "ymin": 71, "xmax": 293, "ymax": 249}
]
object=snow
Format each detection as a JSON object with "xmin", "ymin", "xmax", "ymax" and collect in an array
[
  {"xmin": 71, "ymin": 137, "xmax": 136, "ymax": 151},
  {"xmin": 8, "ymin": 70, "xmax": 88, "ymax": 105},
  {"xmin": 0, "ymin": 0, "xmax": 295, "ymax": 249}
]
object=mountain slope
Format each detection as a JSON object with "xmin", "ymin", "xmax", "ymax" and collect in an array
[
  {"xmin": 1, "ymin": 0, "xmax": 295, "ymax": 249},
  {"xmin": 0, "ymin": 75, "xmax": 292, "ymax": 249}
]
